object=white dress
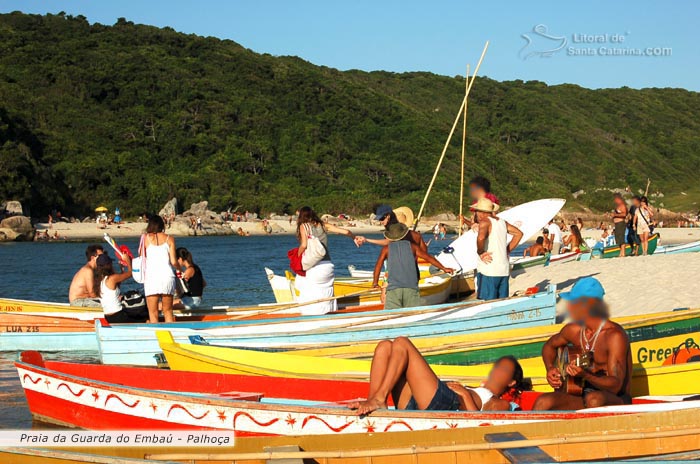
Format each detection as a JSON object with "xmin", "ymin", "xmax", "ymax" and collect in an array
[{"xmin": 143, "ymin": 236, "xmax": 176, "ymax": 296}]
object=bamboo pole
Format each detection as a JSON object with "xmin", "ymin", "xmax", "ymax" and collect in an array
[
  {"xmin": 414, "ymin": 41, "xmax": 489, "ymax": 230},
  {"xmin": 458, "ymin": 64, "xmax": 471, "ymax": 236},
  {"xmin": 147, "ymin": 425, "xmax": 700, "ymax": 461}
]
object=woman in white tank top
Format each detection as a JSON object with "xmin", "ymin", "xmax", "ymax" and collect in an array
[
  {"xmin": 93, "ymin": 253, "xmax": 146, "ymax": 323},
  {"xmin": 142, "ymin": 216, "xmax": 177, "ymax": 323}
]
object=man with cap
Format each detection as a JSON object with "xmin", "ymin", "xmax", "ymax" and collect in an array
[
  {"xmin": 474, "ymin": 198, "xmax": 523, "ymax": 300},
  {"xmin": 356, "ymin": 205, "xmax": 427, "ymax": 253},
  {"xmin": 372, "ymin": 223, "xmax": 454, "ymax": 309},
  {"xmin": 533, "ymin": 277, "xmax": 632, "ymax": 410}
]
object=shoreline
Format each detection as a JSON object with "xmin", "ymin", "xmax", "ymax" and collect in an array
[{"xmin": 26, "ymin": 219, "xmax": 700, "ymax": 246}]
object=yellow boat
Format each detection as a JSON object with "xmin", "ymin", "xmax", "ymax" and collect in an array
[
  {"xmin": 265, "ymin": 268, "xmax": 454, "ymax": 306},
  {"xmin": 290, "ymin": 307, "xmax": 700, "ymax": 361},
  {"xmin": 157, "ymin": 331, "xmax": 700, "ymax": 396}
]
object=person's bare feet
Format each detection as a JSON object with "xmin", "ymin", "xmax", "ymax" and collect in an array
[{"xmin": 348, "ymin": 397, "xmax": 386, "ymax": 416}]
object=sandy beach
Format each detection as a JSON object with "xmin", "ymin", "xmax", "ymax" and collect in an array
[
  {"xmin": 34, "ymin": 219, "xmax": 388, "ymax": 241},
  {"xmin": 510, "ymin": 252, "xmax": 700, "ymax": 317}
]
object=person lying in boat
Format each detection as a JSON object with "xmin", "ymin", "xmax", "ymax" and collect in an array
[
  {"xmin": 533, "ymin": 277, "xmax": 632, "ymax": 410},
  {"xmin": 348, "ymin": 337, "xmax": 526, "ymax": 416}
]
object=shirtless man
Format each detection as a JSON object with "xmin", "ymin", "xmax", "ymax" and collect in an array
[
  {"xmin": 523, "ymin": 237, "xmax": 547, "ymax": 257},
  {"xmin": 533, "ymin": 277, "xmax": 632, "ymax": 410},
  {"xmin": 68, "ymin": 245, "xmax": 104, "ymax": 307},
  {"xmin": 612, "ymin": 194, "xmax": 629, "ymax": 257}
]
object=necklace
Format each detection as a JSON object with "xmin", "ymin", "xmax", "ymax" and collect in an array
[{"xmin": 581, "ymin": 319, "xmax": 606, "ymax": 352}]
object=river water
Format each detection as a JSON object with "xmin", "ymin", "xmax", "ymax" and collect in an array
[{"xmin": 0, "ymin": 233, "xmax": 462, "ymax": 429}]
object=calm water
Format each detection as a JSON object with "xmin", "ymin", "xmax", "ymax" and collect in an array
[{"xmin": 0, "ymin": 233, "xmax": 456, "ymax": 429}]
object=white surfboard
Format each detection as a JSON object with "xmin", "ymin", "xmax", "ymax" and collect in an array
[{"xmin": 436, "ymin": 198, "xmax": 566, "ymax": 272}]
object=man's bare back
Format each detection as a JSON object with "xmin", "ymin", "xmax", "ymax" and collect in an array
[{"xmin": 69, "ymin": 264, "xmax": 96, "ymax": 302}]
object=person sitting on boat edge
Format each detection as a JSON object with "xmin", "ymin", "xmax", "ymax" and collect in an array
[
  {"xmin": 523, "ymin": 236, "xmax": 547, "ymax": 257},
  {"xmin": 93, "ymin": 253, "xmax": 149, "ymax": 323},
  {"xmin": 348, "ymin": 337, "xmax": 528, "ymax": 415},
  {"xmin": 533, "ymin": 277, "xmax": 632, "ymax": 410},
  {"xmin": 68, "ymin": 245, "xmax": 104, "ymax": 307},
  {"xmin": 372, "ymin": 223, "xmax": 454, "ymax": 310},
  {"xmin": 173, "ymin": 247, "xmax": 206, "ymax": 310}
]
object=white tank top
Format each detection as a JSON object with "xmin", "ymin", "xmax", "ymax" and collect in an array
[
  {"xmin": 470, "ymin": 387, "xmax": 495, "ymax": 410},
  {"xmin": 477, "ymin": 217, "xmax": 510, "ymax": 277},
  {"xmin": 100, "ymin": 277, "xmax": 122, "ymax": 316}
]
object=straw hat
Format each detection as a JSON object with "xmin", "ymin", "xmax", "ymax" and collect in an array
[
  {"xmin": 471, "ymin": 198, "xmax": 500, "ymax": 213},
  {"xmin": 394, "ymin": 206, "xmax": 415, "ymax": 227},
  {"xmin": 384, "ymin": 223, "xmax": 409, "ymax": 241}
]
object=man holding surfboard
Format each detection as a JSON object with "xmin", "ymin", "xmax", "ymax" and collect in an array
[{"xmin": 474, "ymin": 198, "xmax": 523, "ymax": 300}]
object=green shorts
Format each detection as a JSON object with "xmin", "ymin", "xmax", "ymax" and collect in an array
[{"xmin": 384, "ymin": 287, "xmax": 421, "ymax": 310}]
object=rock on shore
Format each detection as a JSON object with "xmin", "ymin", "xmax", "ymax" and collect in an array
[{"xmin": 0, "ymin": 216, "xmax": 35, "ymax": 241}]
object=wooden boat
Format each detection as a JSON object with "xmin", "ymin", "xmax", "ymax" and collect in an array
[
  {"xmin": 547, "ymin": 251, "xmax": 581, "ymax": 265},
  {"xmin": 158, "ymin": 330, "xmax": 700, "ymax": 396},
  {"xmin": 293, "ymin": 307, "xmax": 700, "ymax": 365},
  {"xmin": 509, "ymin": 254, "xmax": 547, "ymax": 271},
  {"xmin": 0, "ymin": 448, "xmax": 177, "ymax": 464},
  {"xmin": 655, "ymin": 240, "xmax": 700, "ymax": 255},
  {"xmin": 265, "ymin": 268, "xmax": 453, "ymax": 306},
  {"xmin": 142, "ymin": 405, "xmax": 700, "ymax": 463},
  {"xmin": 97, "ymin": 288, "xmax": 556, "ymax": 365},
  {"xmin": 602, "ymin": 233, "xmax": 659, "ymax": 258},
  {"xmin": 0, "ymin": 296, "xmax": 389, "ymax": 352},
  {"xmin": 16, "ymin": 351, "xmax": 700, "ymax": 440}
]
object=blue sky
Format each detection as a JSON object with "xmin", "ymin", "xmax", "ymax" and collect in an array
[{"xmin": 2, "ymin": 0, "xmax": 698, "ymax": 90}]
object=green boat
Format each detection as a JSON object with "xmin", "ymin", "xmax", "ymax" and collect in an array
[
  {"xmin": 423, "ymin": 308, "xmax": 699, "ymax": 366},
  {"xmin": 601, "ymin": 233, "xmax": 660, "ymax": 258}
]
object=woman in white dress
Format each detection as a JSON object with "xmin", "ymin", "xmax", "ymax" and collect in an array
[
  {"xmin": 143, "ymin": 215, "xmax": 177, "ymax": 322},
  {"xmin": 635, "ymin": 196, "xmax": 654, "ymax": 256},
  {"xmin": 296, "ymin": 206, "xmax": 355, "ymax": 315}
]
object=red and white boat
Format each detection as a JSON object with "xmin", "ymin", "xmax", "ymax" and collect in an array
[{"xmin": 16, "ymin": 352, "xmax": 700, "ymax": 437}]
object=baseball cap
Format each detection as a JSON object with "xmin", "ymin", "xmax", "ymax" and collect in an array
[
  {"xmin": 375, "ymin": 204, "xmax": 393, "ymax": 220},
  {"xmin": 96, "ymin": 254, "xmax": 113, "ymax": 266},
  {"xmin": 560, "ymin": 277, "xmax": 605, "ymax": 301}
]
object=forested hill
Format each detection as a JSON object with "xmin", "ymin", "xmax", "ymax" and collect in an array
[{"xmin": 1, "ymin": 12, "xmax": 699, "ymax": 217}]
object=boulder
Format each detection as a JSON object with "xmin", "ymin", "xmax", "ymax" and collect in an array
[
  {"xmin": 159, "ymin": 198, "xmax": 178, "ymax": 218},
  {"xmin": 2, "ymin": 200, "xmax": 24, "ymax": 216},
  {"xmin": 185, "ymin": 201, "xmax": 209, "ymax": 217},
  {"xmin": 0, "ymin": 215, "xmax": 34, "ymax": 241},
  {"xmin": 433, "ymin": 212, "xmax": 457, "ymax": 221}
]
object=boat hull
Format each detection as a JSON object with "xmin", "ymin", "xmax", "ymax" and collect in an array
[
  {"xmin": 602, "ymin": 233, "xmax": 659, "ymax": 258},
  {"xmin": 98, "ymin": 289, "xmax": 557, "ymax": 366}
]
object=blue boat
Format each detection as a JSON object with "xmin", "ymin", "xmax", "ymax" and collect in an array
[{"xmin": 96, "ymin": 286, "xmax": 557, "ymax": 366}]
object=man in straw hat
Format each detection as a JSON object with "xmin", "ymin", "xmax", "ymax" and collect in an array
[
  {"xmin": 473, "ymin": 198, "xmax": 523, "ymax": 301},
  {"xmin": 373, "ymin": 223, "xmax": 454, "ymax": 309},
  {"xmin": 355, "ymin": 205, "xmax": 427, "ymax": 252}
]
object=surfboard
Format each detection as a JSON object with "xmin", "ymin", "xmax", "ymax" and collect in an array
[{"xmin": 436, "ymin": 198, "xmax": 566, "ymax": 272}]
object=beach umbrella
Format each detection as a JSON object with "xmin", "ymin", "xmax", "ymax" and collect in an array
[{"xmin": 95, "ymin": 206, "xmax": 108, "ymax": 213}]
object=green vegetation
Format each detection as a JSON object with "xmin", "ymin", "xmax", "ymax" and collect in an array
[{"xmin": 1, "ymin": 12, "xmax": 699, "ymax": 217}]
